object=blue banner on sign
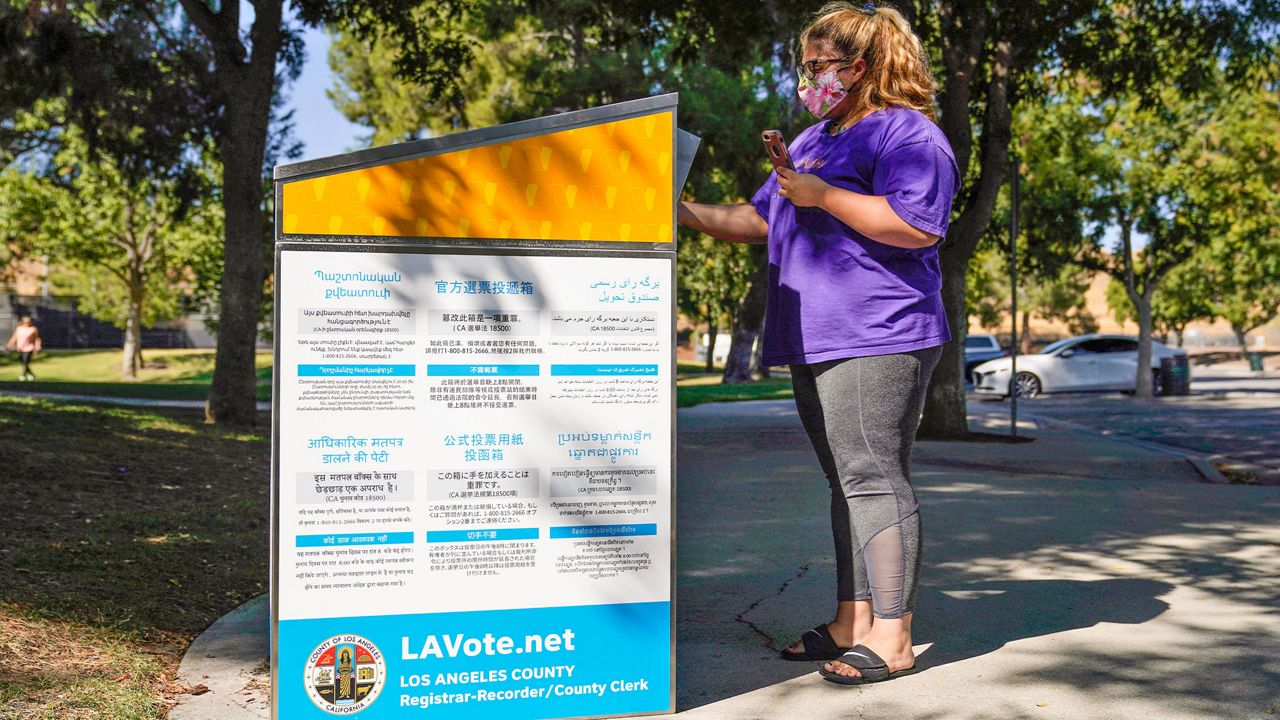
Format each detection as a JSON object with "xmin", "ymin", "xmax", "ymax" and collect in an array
[
  {"xmin": 427, "ymin": 364, "xmax": 541, "ymax": 376},
  {"xmin": 297, "ymin": 364, "xmax": 416, "ymax": 377},
  {"xmin": 296, "ymin": 532, "xmax": 415, "ymax": 547},
  {"xmin": 550, "ymin": 364, "xmax": 658, "ymax": 376},
  {"xmin": 277, "ymin": 602, "xmax": 671, "ymax": 719},
  {"xmin": 549, "ymin": 524, "xmax": 658, "ymax": 539},
  {"xmin": 426, "ymin": 528, "xmax": 540, "ymax": 543}
]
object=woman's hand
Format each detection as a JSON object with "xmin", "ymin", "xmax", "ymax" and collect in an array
[
  {"xmin": 778, "ymin": 170, "xmax": 941, "ymax": 249},
  {"xmin": 676, "ymin": 201, "xmax": 698, "ymax": 227},
  {"xmin": 776, "ymin": 168, "xmax": 829, "ymax": 208}
]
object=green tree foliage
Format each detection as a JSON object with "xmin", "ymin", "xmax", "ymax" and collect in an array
[
  {"xmin": 676, "ymin": 234, "xmax": 752, "ymax": 372},
  {"xmin": 0, "ymin": 170, "xmax": 46, "ymax": 285},
  {"xmin": 328, "ymin": 13, "xmax": 547, "ymax": 144},
  {"xmin": 1015, "ymin": 68, "xmax": 1275, "ymax": 396},
  {"xmin": 969, "ymin": 239, "xmax": 1096, "ymax": 351},
  {"xmin": 1196, "ymin": 86, "xmax": 1280, "ymax": 358},
  {"xmin": 1205, "ymin": 245, "xmax": 1280, "ymax": 358},
  {"xmin": 1, "ymin": 0, "xmax": 476, "ymax": 425},
  {"xmin": 0, "ymin": 115, "xmax": 221, "ymax": 378},
  {"xmin": 969, "ymin": 168, "xmax": 1101, "ymax": 350},
  {"xmin": 0, "ymin": 4, "xmax": 212, "ymax": 186},
  {"xmin": 672, "ymin": 49, "xmax": 798, "ymax": 383},
  {"xmin": 904, "ymin": 0, "xmax": 1279, "ymax": 435},
  {"xmin": 1104, "ymin": 265, "xmax": 1212, "ymax": 346},
  {"xmin": 326, "ymin": 1, "xmax": 795, "ymax": 138}
]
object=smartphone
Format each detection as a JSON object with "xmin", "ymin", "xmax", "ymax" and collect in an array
[{"xmin": 761, "ymin": 130, "xmax": 795, "ymax": 172}]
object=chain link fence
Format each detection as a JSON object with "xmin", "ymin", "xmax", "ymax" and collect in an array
[{"xmin": 1, "ymin": 293, "xmax": 192, "ymax": 349}]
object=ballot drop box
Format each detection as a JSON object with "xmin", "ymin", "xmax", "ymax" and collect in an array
[{"xmin": 270, "ymin": 94, "xmax": 694, "ymax": 720}]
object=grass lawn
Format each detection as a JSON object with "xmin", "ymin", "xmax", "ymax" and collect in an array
[
  {"xmin": 0, "ymin": 349, "xmax": 272, "ymax": 402},
  {"xmin": 676, "ymin": 373, "xmax": 793, "ymax": 407},
  {"xmin": 675, "ymin": 360, "xmax": 722, "ymax": 378},
  {"xmin": 674, "ymin": 360, "xmax": 796, "ymax": 406},
  {"xmin": 0, "ymin": 396, "xmax": 270, "ymax": 719}
]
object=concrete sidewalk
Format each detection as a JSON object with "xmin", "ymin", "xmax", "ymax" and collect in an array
[{"xmin": 171, "ymin": 402, "xmax": 1280, "ymax": 720}]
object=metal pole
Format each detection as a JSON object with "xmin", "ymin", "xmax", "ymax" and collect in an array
[{"xmin": 1009, "ymin": 153, "xmax": 1020, "ymax": 438}]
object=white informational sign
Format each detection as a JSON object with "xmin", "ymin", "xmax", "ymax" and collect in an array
[{"xmin": 274, "ymin": 248, "xmax": 673, "ymax": 719}]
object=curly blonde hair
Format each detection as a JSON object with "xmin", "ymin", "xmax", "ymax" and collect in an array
[{"xmin": 799, "ymin": 2, "xmax": 938, "ymax": 122}]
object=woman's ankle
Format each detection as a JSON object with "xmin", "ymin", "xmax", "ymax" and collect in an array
[
  {"xmin": 827, "ymin": 619, "xmax": 872, "ymax": 646},
  {"xmin": 865, "ymin": 616, "xmax": 913, "ymax": 647},
  {"xmin": 832, "ymin": 599, "xmax": 875, "ymax": 641}
]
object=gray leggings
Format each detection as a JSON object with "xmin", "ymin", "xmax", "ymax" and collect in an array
[{"xmin": 791, "ymin": 345, "xmax": 941, "ymax": 619}]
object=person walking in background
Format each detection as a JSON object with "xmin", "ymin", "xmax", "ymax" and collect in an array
[
  {"xmin": 677, "ymin": 2, "xmax": 958, "ymax": 685},
  {"xmin": 6, "ymin": 316, "xmax": 42, "ymax": 381}
]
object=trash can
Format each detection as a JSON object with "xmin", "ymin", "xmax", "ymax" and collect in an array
[
  {"xmin": 1159, "ymin": 356, "xmax": 1191, "ymax": 396},
  {"xmin": 1248, "ymin": 352, "xmax": 1265, "ymax": 373}
]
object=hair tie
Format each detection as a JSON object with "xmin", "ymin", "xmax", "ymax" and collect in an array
[{"xmin": 861, "ymin": 2, "xmax": 877, "ymax": 14}]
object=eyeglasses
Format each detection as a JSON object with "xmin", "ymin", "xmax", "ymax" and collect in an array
[{"xmin": 796, "ymin": 56, "xmax": 855, "ymax": 81}]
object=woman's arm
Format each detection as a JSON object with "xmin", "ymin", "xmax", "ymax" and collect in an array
[
  {"xmin": 775, "ymin": 168, "xmax": 939, "ymax": 249},
  {"xmin": 677, "ymin": 201, "xmax": 768, "ymax": 244}
]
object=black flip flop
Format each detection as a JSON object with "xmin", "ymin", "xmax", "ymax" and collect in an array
[
  {"xmin": 818, "ymin": 644, "xmax": 920, "ymax": 685},
  {"xmin": 779, "ymin": 624, "xmax": 849, "ymax": 662}
]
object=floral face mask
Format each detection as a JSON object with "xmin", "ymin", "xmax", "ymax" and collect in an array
[{"xmin": 797, "ymin": 65, "xmax": 852, "ymax": 119}]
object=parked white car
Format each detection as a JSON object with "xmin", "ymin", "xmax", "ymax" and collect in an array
[{"xmin": 972, "ymin": 334, "xmax": 1188, "ymax": 398}]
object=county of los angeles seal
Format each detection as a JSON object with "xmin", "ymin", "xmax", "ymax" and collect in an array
[{"xmin": 304, "ymin": 634, "xmax": 386, "ymax": 714}]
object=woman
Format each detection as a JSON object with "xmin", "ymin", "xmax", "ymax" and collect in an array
[
  {"xmin": 677, "ymin": 2, "xmax": 958, "ymax": 685},
  {"xmin": 6, "ymin": 316, "xmax": 42, "ymax": 381}
]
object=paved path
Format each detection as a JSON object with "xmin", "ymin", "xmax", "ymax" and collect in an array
[{"xmin": 170, "ymin": 402, "xmax": 1280, "ymax": 720}]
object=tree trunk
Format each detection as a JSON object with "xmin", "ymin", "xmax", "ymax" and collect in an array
[
  {"xmin": 723, "ymin": 250, "xmax": 768, "ymax": 384},
  {"xmin": 917, "ymin": 250, "xmax": 970, "ymax": 439},
  {"xmin": 1234, "ymin": 325, "xmax": 1250, "ymax": 362},
  {"xmin": 1020, "ymin": 310, "xmax": 1033, "ymax": 354},
  {"xmin": 183, "ymin": 0, "xmax": 284, "ymax": 426},
  {"xmin": 121, "ymin": 241, "xmax": 146, "ymax": 379},
  {"xmin": 750, "ymin": 320, "xmax": 770, "ymax": 379},
  {"xmin": 919, "ymin": 36, "xmax": 1013, "ymax": 438},
  {"xmin": 206, "ymin": 100, "xmax": 270, "ymax": 426},
  {"xmin": 1133, "ymin": 290, "xmax": 1155, "ymax": 398},
  {"xmin": 122, "ymin": 298, "xmax": 143, "ymax": 379},
  {"xmin": 704, "ymin": 323, "xmax": 718, "ymax": 374}
]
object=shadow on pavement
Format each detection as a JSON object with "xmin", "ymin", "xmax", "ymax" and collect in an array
[{"xmin": 913, "ymin": 578, "xmax": 1171, "ymax": 668}]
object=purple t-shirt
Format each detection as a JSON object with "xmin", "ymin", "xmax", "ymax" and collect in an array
[{"xmin": 751, "ymin": 106, "xmax": 959, "ymax": 366}]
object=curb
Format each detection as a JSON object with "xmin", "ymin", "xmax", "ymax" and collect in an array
[
  {"xmin": 1015, "ymin": 410, "xmax": 1243, "ymax": 485},
  {"xmin": 1184, "ymin": 457, "xmax": 1229, "ymax": 484},
  {"xmin": 1202, "ymin": 453, "xmax": 1280, "ymax": 486},
  {"xmin": 169, "ymin": 595, "xmax": 270, "ymax": 720}
]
